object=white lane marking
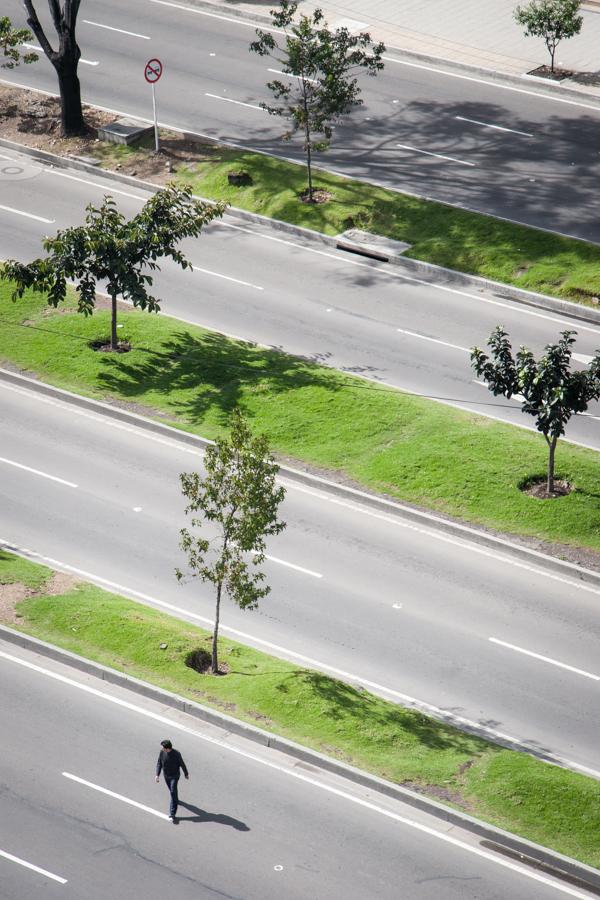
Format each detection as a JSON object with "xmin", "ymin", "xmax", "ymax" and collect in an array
[
  {"xmin": 573, "ymin": 352, "xmax": 595, "ymax": 364},
  {"xmin": 0, "ymin": 456, "xmax": 77, "ymax": 488},
  {"xmin": 205, "ymin": 92, "xmax": 265, "ymax": 112},
  {"xmin": 455, "ymin": 116, "xmax": 534, "ymax": 138},
  {"xmin": 0, "ymin": 847, "xmax": 67, "ymax": 884},
  {"xmin": 3, "ymin": 540, "xmax": 600, "ymax": 783},
  {"xmin": 396, "ymin": 143, "xmax": 475, "ymax": 167},
  {"xmin": 133, "ymin": 506, "xmax": 143, "ymax": 512},
  {"xmin": 489, "ymin": 638, "xmax": 600, "ymax": 681},
  {"xmin": 267, "ymin": 67, "xmax": 318, "ymax": 85},
  {"xmin": 23, "ymin": 43, "xmax": 99, "ymax": 65},
  {"xmin": 0, "ymin": 651, "xmax": 593, "ymax": 900},
  {"xmin": 383, "ymin": 54, "xmax": 600, "ymax": 114},
  {"xmin": 45, "ymin": 168, "xmax": 148, "ymax": 201},
  {"xmin": 396, "ymin": 327, "xmax": 469, "ymax": 353},
  {"xmin": 83, "ymin": 20, "xmax": 151, "ymax": 39},
  {"xmin": 265, "ymin": 554, "xmax": 322, "ymax": 578},
  {"xmin": 147, "ymin": 0, "xmax": 285, "ymax": 35},
  {"xmin": 190, "ymin": 263, "xmax": 263, "ymax": 291},
  {"xmin": 63, "ymin": 772, "xmax": 169, "ymax": 819},
  {"xmin": 0, "ymin": 203, "xmax": 54, "ymax": 224}
]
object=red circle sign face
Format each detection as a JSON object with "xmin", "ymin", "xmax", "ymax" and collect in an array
[{"xmin": 144, "ymin": 58, "xmax": 163, "ymax": 83}]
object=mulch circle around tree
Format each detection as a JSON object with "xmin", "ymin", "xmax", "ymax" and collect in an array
[
  {"xmin": 299, "ymin": 188, "xmax": 332, "ymax": 204},
  {"xmin": 185, "ymin": 648, "xmax": 230, "ymax": 676},
  {"xmin": 527, "ymin": 65, "xmax": 574, "ymax": 81},
  {"xmin": 89, "ymin": 338, "xmax": 132, "ymax": 353},
  {"xmin": 520, "ymin": 476, "xmax": 572, "ymax": 500}
]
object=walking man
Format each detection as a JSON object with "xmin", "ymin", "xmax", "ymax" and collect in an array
[{"xmin": 155, "ymin": 739, "xmax": 189, "ymax": 821}]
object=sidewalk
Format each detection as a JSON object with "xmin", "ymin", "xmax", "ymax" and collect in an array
[{"xmin": 209, "ymin": 0, "xmax": 600, "ymax": 96}]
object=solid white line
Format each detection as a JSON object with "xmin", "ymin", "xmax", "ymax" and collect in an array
[
  {"xmin": 205, "ymin": 93, "xmax": 264, "ymax": 112},
  {"xmin": 23, "ymin": 43, "xmax": 99, "ymax": 65},
  {"xmin": 0, "ymin": 203, "xmax": 54, "ymax": 224},
  {"xmin": 396, "ymin": 327, "xmax": 469, "ymax": 353},
  {"xmin": 0, "ymin": 848, "xmax": 67, "ymax": 884},
  {"xmin": 0, "ymin": 651, "xmax": 592, "ymax": 899},
  {"xmin": 4, "ymin": 538, "xmax": 600, "ymax": 784},
  {"xmin": 190, "ymin": 263, "xmax": 263, "ymax": 291},
  {"xmin": 63, "ymin": 772, "xmax": 169, "ymax": 819},
  {"xmin": 83, "ymin": 20, "xmax": 151, "ymax": 39},
  {"xmin": 489, "ymin": 638, "xmax": 600, "ymax": 681},
  {"xmin": 455, "ymin": 115, "xmax": 534, "ymax": 137},
  {"xmin": 573, "ymin": 352, "xmax": 595, "ymax": 365},
  {"xmin": 267, "ymin": 67, "xmax": 318, "ymax": 85},
  {"xmin": 397, "ymin": 143, "xmax": 475, "ymax": 167},
  {"xmin": 383, "ymin": 54, "xmax": 600, "ymax": 114},
  {"xmin": 0, "ymin": 456, "xmax": 77, "ymax": 488},
  {"xmin": 45, "ymin": 168, "xmax": 148, "ymax": 201},
  {"xmin": 146, "ymin": 0, "xmax": 285, "ymax": 35},
  {"xmin": 265, "ymin": 554, "xmax": 322, "ymax": 578}
]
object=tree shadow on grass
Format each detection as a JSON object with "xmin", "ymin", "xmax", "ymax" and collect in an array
[
  {"xmin": 96, "ymin": 328, "xmax": 340, "ymax": 426},
  {"xmin": 293, "ymin": 671, "xmax": 486, "ymax": 754}
]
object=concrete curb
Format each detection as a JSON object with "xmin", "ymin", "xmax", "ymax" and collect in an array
[
  {"xmin": 3, "ymin": 366, "xmax": 600, "ymax": 593},
  {"xmin": 2, "ymin": 624, "xmax": 599, "ymax": 893},
  {"xmin": 3, "ymin": 135, "xmax": 600, "ymax": 329}
]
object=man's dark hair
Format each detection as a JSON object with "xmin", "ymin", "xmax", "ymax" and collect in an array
[{"xmin": 161, "ymin": 739, "xmax": 173, "ymax": 749}]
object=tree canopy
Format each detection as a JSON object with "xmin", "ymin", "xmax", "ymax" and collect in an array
[
  {"xmin": 514, "ymin": 0, "xmax": 582, "ymax": 73},
  {"xmin": 0, "ymin": 15, "xmax": 38, "ymax": 69}
]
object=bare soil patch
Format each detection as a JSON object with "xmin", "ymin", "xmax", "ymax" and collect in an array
[
  {"xmin": 299, "ymin": 188, "xmax": 332, "ymax": 204},
  {"xmin": 527, "ymin": 65, "xmax": 573, "ymax": 81},
  {"xmin": 0, "ymin": 571, "xmax": 80, "ymax": 624},
  {"xmin": 521, "ymin": 477, "xmax": 572, "ymax": 500}
]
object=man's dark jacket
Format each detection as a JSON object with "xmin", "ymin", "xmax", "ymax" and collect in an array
[{"xmin": 156, "ymin": 749, "xmax": 189, "ymax": 779}]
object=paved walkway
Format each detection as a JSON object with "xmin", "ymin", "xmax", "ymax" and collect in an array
[{"xmin": 209, "ymin": 0, "xmax": 600, "ymax": 94}]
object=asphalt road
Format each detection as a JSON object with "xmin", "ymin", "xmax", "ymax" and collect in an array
[
  {"xmin": 5, "ymin": 0, "xmax": 600, "ymax": 240},
  {"xmin": 2, "ymin": 147, "xmax": 600, "ymax": 450},
  {"xmin": 1, "ymin": 380, "xmax": 599, "ymax": 779},
  {"xmin": 2, "ymin": 642, "xmax": 592, "ymax": 900}
]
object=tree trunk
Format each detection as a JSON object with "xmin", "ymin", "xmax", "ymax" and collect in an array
[
  {"xmin": 54, "ymin": 55, "xmax": 85, "ymax": 136},
  {"xmin": 306, "ymin": 136, "xmax": 313, "ymax": 202},
  {"xmin": 549, "ymin": 43, "xmax": 556, "ymax": 74},
  {"xmin": 211, "ymin": 581, "xmax": 222, "ymax": 674},
  {"xmin": 546, "ymin": 435, "xmax": 558, "ymax": 493},
  {"xmin": 110, "ymin": 291, "xmax": 118, "ymax": 350},
  {"xmin": 301, "ymin": 80, "xmax": 313, "ymax": 202}
]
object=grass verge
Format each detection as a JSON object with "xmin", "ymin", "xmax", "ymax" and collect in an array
[
  {"xmin": 2, "ymin": 282, "xmax": 600, "ymax": 554},
  {"xmin": 2, "ymin": 549, "xmax": 598, "ymax": 867},
  {"xmin": 94, "ymin": 136, "xmax": 600, "ymax": 306}
]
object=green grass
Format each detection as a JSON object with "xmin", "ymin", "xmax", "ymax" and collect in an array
[
  {"xmin": 0, "ymin": 549, "xmax": 52, "ymax": 590},
  {"xmin": 3, "ymin": 551, "xmax": 598, "ymax": 868},
  {"xmin": 3, "ymin": 282, "xmax": 600, "ymax": 552},
  {"xmin": 93, "ymin": 138, "xmax": 600, "ymax": 305}
]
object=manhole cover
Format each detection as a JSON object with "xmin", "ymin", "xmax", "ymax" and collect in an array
[{"xmin": 0, "ymin": 160, "xmax": 43, "ymax": 181}]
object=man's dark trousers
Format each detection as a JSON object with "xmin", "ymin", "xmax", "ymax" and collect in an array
[{"xmin": 165, "ymin": 774, "xmax": 180, "ymax": 817}]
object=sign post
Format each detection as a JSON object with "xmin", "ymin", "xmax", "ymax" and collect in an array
[{"xmin": 144, "ymin": 58, "xmax": 163, "ymax": 152}]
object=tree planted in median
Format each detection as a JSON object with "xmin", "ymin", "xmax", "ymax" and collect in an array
[
  {"xmin": 3, "ymin": 184, "xmax": 227, "ymax": 351},
  {"xmin": 1, "ymin": 15, "xmax": 38, "ymax": 70},
  {"xmin": 23, "ymin": 0, "xmax": 86, "ymax": 135},
  {"xmin": 514, "ymin": 0, "xmax": 582, "ymax": 74},
  {"xmin": 176, "ymin": 411, "xmax": 286, "ymax": 675},
  {"xmin": 250, "ymin": 0, "xmax": 384, "ymax": 203},
  {"xmin": 471, "ymin": 327, "xmax": 600, "ymax": 493}
]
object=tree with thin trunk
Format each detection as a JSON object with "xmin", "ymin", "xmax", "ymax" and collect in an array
[
  {"xmin": 1, "ymin": 16, "xmax": 38, "ymax": 69},
  {"xmin": 514, "ymin": 0, "xmax": 582, "ymax": 74},
  {"xmin": 176, "ymin": 411, "xmax": 286, "ymax": 675},
  {"xmin": 471, "ymin": 327, "xmax": 600, "ymax": 493},
  {"xmin": 3, "ymin": 184, "xmax": 227, "ymax": 351},
  {"xmin": 250, "ymin": 0, "xmax": 384, "ymax": 203},
  {"xmin": 23, "ymin": 0, "xmax": 85, "ymax": 135}
]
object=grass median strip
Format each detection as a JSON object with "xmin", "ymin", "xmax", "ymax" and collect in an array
[
  {"xmin": 94, "ymin": 137, "xmax": 600, "ymax": 306},
  {"xmin": 2, "ymin": 282, "xmax": 600, "ymax": 554},
  {"xmin": 1, "ymin": 549, "xmax": 598, "ymax": 867}
]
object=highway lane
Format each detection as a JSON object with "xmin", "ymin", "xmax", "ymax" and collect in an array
[
  {"xmin": 1, "ymin": 381, "xmax": 599, "ymax": 777},
  {"xmin": 2, "ymin": 644, "xmax": 593, "ymax": 900},
  {"xmin": 2, "ymin": 148, "xmax": 600, "ymax": 449},
  {"xmin": 5, "ymin": 0, "xmax": 600, "ymax": 239}
]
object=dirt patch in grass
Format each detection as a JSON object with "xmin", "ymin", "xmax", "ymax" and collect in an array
[{"xmin": 0, "ymin": 571, "xmax": 81, "ymax": 624}]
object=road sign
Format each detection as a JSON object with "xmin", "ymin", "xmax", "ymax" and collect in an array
[
  {"xmin": 144, "ymin": 58, "xmax": 163, "ymax": 84},
  {"xmin": 144, "ymin": 59, "xmax": 164, "ymax": 152}
]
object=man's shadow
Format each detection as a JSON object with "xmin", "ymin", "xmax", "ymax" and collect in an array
[{"xmin": 176, "ymin": 800, "xmax": 250, "ymax": 831}]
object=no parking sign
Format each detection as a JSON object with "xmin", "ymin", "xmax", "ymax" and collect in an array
[{"xmin": 144, "ymin": 58, "xmax": 163, "ymax": 151}]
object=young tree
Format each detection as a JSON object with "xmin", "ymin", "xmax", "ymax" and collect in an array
[
  {"xmin": 1, "ymin": 16, "xmax": 38, "ymax": 69},
  {"xmin": 471, "ymin": 327, "xmax": 600, "ymax": 493},
  {"xmin": 250, "ymin": 0, "xmax": 385, "ymax": 202},
  {"xmin": 23, "ymin": 0, "xmax": 85, "ymax": 135},
  {"xmin": 3, "ymin": 184, "xmax": 227, "ymax": 351},
  {"xmin": 514, "ymin": 0, "xmax": 582, "ymax": 74},
  {"xmin": 176, "ymin": 411, "xmax": 286, "ymax": 675}
]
